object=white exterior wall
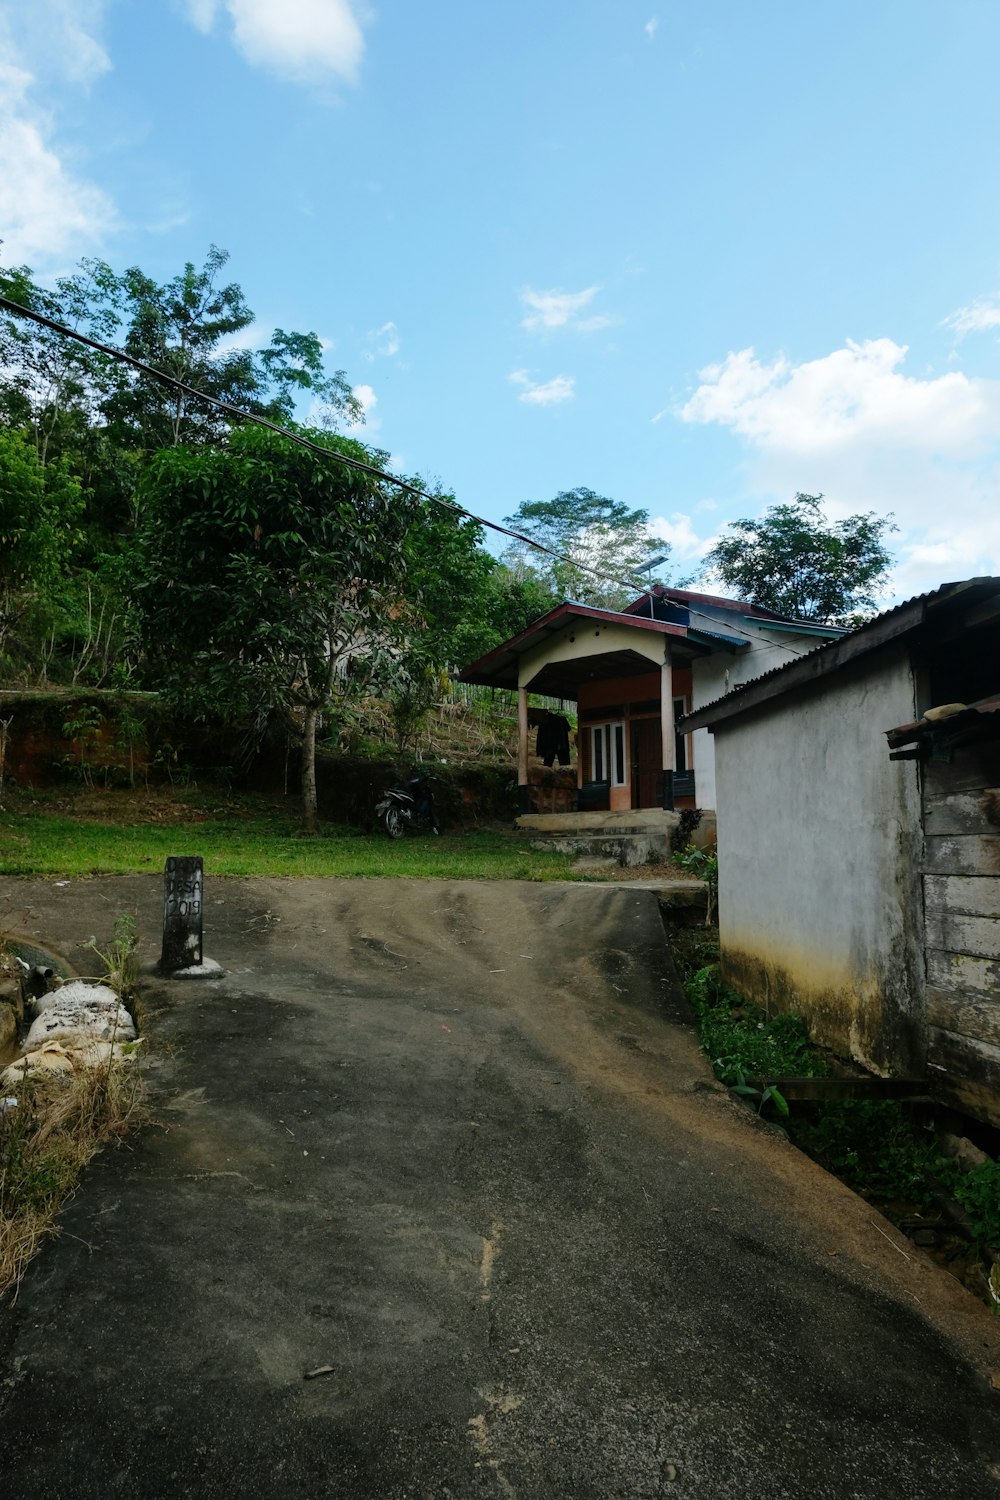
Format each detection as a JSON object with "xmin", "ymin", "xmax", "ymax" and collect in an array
[
  {"xmin": 691, "ymin": 624, "xmax": 830, "ymax": 811},
  {"xmin": 517, "ymin": 620, "xmax": 664, "ymax": 689},
  {"xmin": 712, "ymin": 643, "xmax": 925, "ymax": 1074}
]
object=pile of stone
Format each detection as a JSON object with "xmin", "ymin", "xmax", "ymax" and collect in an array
[{"xmin": 1, "ymin": 979, "xmax": 139, "ymax": 1088}]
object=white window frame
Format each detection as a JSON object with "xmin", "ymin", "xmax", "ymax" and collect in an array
[{"xmin": 590, "ymin": 721, "xmax": 627, "ymax": 786}]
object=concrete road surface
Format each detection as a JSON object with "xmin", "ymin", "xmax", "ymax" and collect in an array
[{"xmin": 1, "ymin": 875, "xmax": 999, "ymax": 1499}]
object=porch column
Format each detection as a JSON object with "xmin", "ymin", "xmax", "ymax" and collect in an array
[
  {"xmin": 660, "ymin": 649, "xmax": 675, "ymax": 810},
  {"xmin": 517, "ymin": 686, "xmax": 531, "ymax": 814}
]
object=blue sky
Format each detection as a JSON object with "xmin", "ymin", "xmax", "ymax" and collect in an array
[{"xmin": 4, "ymin": 1, "xmax": 1000, "ymax": 597}]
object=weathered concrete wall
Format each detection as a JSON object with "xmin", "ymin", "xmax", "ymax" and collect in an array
[
  {"xmin": 713, "ymin": 643, "xmax": 925, "ymax": 1075},
  {"xmin": 690, "ymin": 626, "xmax": 830, "ymax": 812}
]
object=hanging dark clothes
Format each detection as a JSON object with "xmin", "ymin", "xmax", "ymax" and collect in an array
[{"xmin": 536, "ymin": 714, "xmax": 571, "ymax": 767}]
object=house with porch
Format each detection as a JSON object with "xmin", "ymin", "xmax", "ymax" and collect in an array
[{"xmin": 458, "ymin": 585, "xmax": 841, "ymax": 848}]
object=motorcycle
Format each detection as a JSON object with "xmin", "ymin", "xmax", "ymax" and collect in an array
[{"xmin": 375, "ymin": 774, "xmax": 441, "ymax": 839}]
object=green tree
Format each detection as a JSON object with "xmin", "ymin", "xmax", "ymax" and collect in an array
[
  {"xmin": 1, "ymin": 244, "xmax": 361, "ymax": 462},
  {"xmin": 704, "ymin": 493, "xmax": 896, "ymax": 624},
  {"xmin": 105, "ymin": 246, "xmax": 359, "ymax": 450},
  {"xmin": 135, "ymin": 426, "xmax": 419, "ymax": 832},
  {"xmin": 0, "ymin": 429, "xmax": 83, "ymax": 675},
  {"xmin": 402, "ymin": 501, "xmax": 553, "ymax": 668},
  {"xmin": 0, "ymin": 254, "xmax": 124, "ymax": 466},
  {"xmin": 501, "ymin": 487, "xmax": 666, "ymax": 610}
]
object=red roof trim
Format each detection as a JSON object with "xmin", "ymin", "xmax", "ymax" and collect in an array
[{"xmin": 623, "ymin": 586, "xmax": 790, "ymax": 621}]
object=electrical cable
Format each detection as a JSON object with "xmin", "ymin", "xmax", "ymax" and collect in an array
[
  {"xmin": 0, "ymin": 292, "xmax": 814, "ymax": 656},
  {"xmin": 0, "ymin": 294, "xmax": 645, "ymax": 597}
]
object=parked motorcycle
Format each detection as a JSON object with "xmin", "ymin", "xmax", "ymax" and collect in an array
[{"xmin": 375, "ymin": 774, "xmax": 441, "ymax": 838}]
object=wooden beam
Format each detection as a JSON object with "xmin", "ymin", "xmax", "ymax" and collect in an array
[
  {"xmin": 924, "ymin": 910, "xmax": 1000, "ymax": 960},
  {"xmin": 744, "ymin": 1075, "xmax": 925, "ymax": 1101},
  {"xmin": 926, "ymin": 1025, "xmax": 1000, "ymax": 1128},
  {"xmin": 923, "ymin": 835, "xmax": 1000, "ymax": 877},
  {"xmin": 925, "ymin": 986, "xmax": 1000, "ymax": 1049},
  {"xmin": 924, "ymin": 874, "xmax": 1000, "ymax": 919},
  {"xmin": 926, "ymin": 947, "xmax": 1000, "ymax": 1000},
  {"xmin": 923, "ymin": 790, "xmax": 1000, "ymax": 836}
]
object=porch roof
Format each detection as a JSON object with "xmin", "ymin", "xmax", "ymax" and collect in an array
[{"xmin": 458, "ymin": 601, "xmax": 744, "ymax": 692}]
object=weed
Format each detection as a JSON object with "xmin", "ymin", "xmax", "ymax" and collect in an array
[
  {"xmin": 683, "ymin": 961, "xmax": 822, "ymax": 1088},
  {"xmin": 60, "ymin": 704, "xmax": 105, "ymax": 787},
  {"xmin": 953, "ymin": 1161, "xmax": 1000, "ymax": 1250},
  {"xmin": 670, "ymin": 932, "xmax": 1000, "ymax": 1259},
  {"xmin": 672, "ymin": 845, "xmax": 718, "ymax": 923},
  {"xmin": 81, "ymin": 914, "xmax": 139, "ymax": 1000},
  {"xmin": 793, "ymin": 1099, "xmax": 953, "ymax": 1209}
]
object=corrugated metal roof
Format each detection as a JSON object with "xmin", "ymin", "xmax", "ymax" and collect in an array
[
  {"xmin": 886, "ymin": 693, "xmax": 1000, "ymax": 747},
  {"xmin": 680, "ymin": 577, "xmax": 1000, "ymax": 733}
]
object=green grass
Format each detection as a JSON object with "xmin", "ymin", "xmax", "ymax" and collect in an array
[{"xmin": 0, "ymin": 808, "xmax": 578, "ymax": 881}]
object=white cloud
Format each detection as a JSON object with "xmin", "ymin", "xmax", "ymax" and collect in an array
[
  {"xmin": 679, "ymin": 340, "xmax": 997, "ymax": 455},
  {"xmin": 187, "ymin": 0, "xmax": 366, "ymax": 84},
  {"xmin": 508, "ymin": 369, "xmax": 575, "ymax": 406},
  {"xmin": 0, "ymin": 58, "xmax": 117, "ymax": 266},
  {"xmin": 0, "ymin": 2, "xmax": 111, "ymax": 86},
  {"xmin": 645, "ymin": 17, "xmax": 659, "ymax": 39},
  {"xmin": 363, "ymin": 320, "xmax": 399, "ymax": 361},
  {"xmin": 944, "ymin": 295, "xmax": 1000, "ymax": 338},
  {"xmin": 184, "ymin": 0, "xmax": 218, "ymax": 32},
  {"xmin": 348, "ymin": 381, "xmax": 379, "ymax": 429},
  {"xmin": 649, "ymin": 512, "xmax": 717, "ymax": 562},
  {"xmin": 520, "ymin": 285, "xmax": 610, "ymax": 334},
  {"xmin": 676, "ymin": 336, "xmax": 1000, "ymax": 595},
  {"xmin": 0, "ymin": 5, "xmax": 119, "ymax": 266},
  {"xmin": 212, "ymin": 323, "xmax": 267, "ymax": 357}
]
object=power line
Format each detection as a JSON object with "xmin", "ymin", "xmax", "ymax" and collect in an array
[
  {"xmin": 0, "ymin": 293, "xmax": 644, "ymax": 596},
  {"xmin": 0, "ymin": 292, "xmax": 808, "ymax": 655}
]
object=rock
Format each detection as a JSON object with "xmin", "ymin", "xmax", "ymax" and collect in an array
[{"xmin": 941, "ymin": 1133, "xmax": 991, "ymax": 1172}]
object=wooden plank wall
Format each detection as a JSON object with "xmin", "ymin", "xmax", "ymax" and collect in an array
[{"xmin": 922, "ymin": 740, "xmax": 1000, "ymax": 1125}]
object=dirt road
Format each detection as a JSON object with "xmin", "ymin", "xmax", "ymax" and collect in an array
[{"xmin": 1, "ymin": 875, "xmax": 999, "ymax": 1498}]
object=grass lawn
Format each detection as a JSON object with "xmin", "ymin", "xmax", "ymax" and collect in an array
[{"xmin": 0, "ymin": 788, "xmax": 578, "ymax": 881}]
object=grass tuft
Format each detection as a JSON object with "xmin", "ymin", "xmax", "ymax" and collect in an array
[
  {"xmin": 0, "ymin": 1062, "xmax": 145, "ymax": 1300},
  {"xmin": 0, "ymin": 915, "xmax": 145, "ymax": 1301}
]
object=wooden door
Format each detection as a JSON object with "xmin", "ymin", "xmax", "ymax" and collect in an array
[{"xmin": 629, "ymin": 719, "xmax": 662, "ymax": 809}]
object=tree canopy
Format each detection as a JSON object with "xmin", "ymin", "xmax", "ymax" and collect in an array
[
  {"xmin": 501, "ymin": 487, "xmax": 668, "ymax": 611},
  {"xmin": 136, "ymin": 425, "xmax": 419, "ymax": 831},
  {"xmin": 704, "ymin": 493, "xmax": 896, "ymax": 624}
]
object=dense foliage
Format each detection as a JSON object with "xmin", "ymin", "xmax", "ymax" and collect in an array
[
  {"xmin": 502, "ymin": 487, "xmax": 668, "ymax": 610},
  {"xmin": 0, "ymin": 246, "xmax": 549, "ymax": 746},
  {"xmin": 705, "ymin": 492, "xmax": 896, "ymax": 624}
]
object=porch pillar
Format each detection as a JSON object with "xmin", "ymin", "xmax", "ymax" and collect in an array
[
  {"xmin": 660, "ymin": 649, "xmax": 675, "ymax": 810},
  {"xmin": 517, "ymin": 686, "xmax": 531, "ymax": 814}
]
